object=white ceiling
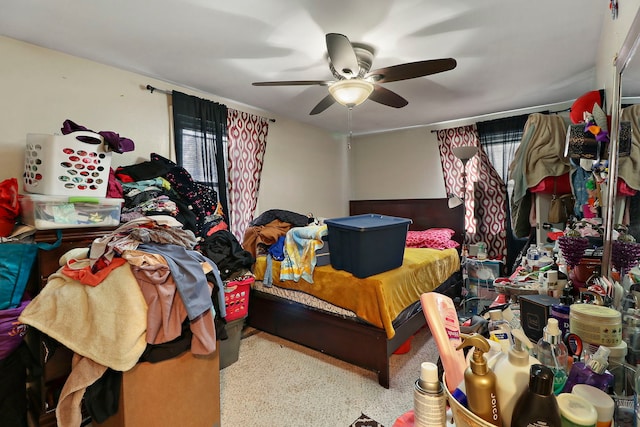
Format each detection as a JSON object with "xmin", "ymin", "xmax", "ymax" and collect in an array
[{"xmin": 1, "ymin": 0, "xmax": 606, "ymax": 134}]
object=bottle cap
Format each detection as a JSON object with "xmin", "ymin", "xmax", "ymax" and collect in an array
[
  {"xmin": 420, "ymin": 362, "xmax": 438, "ymax": 383},
  {"xmin": 586, "ymin": 346, "xmax": 610, "ymax": 374},
  {"xmin": 509, "ymin": 329, "xmax": 534, "ymax": 366},
  {"xmin": 529, "ymin": 364, "xmax": 555, "ymax": 396},
  {"xmin": 456, "ymin": 334, "xmax": 490, "ymax": 376},
  {"xmin": 418, "ymin": 362, "xmax": 441, "ymax": 393},
  {"xmin": 542, "ymin": 318, "xmax": 561, "ymax": 344},
  {"xmin": 556, "ymin": 393, "xmax": 598, "ymax": 425}
]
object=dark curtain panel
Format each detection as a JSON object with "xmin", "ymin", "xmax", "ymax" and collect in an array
[
  {"xmin": 172, "ymin": 91, "xmax": 230, "ymax": 225},
  {"xmin": 476, "ymin": 114, "xmax": 529, "ymax": 183}
]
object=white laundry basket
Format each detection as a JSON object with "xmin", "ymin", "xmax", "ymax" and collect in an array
[{"xmin": 23, "ymin": 131, "xmax": 112, "ymax": 197}]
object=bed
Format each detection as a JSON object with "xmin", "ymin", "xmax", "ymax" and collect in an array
[{"xmin": 247, "ymin": 198, "xmax": 464, "ymax": 388}]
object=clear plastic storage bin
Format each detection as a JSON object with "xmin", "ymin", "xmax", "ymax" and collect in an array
[{"xmin": 19, "ymin": 194, "xmax": 123, "ymax": 229}]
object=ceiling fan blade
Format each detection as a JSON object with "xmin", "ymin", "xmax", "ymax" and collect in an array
[
  {"xmin": 309, "ymin": 94, "xmax": 336, "ymax": 115},
  {"xmin": 252, "ymin": 80, "xmax": 331, "ymax": 86},
  {"xmin": 366, "ymin": 58, "xmax": 457, "ymax": 83},
  {"xmin": 326, "ymin": 33, "xmax": 360, "ymax": 78},
  {"xmin": 368, "ymin": 85, "xmax": 408, "ymax": 108}
]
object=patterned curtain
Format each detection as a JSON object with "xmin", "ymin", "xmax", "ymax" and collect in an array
[
  {"xmin": 436, "ymin": 125, "xmax": 507, "ymax": 260},
  {"xmin": 227, "ymin": 109, "xmax": 269, "ymax": 241}
]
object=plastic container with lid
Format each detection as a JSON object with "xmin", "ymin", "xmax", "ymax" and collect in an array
[
  {"xmin": 569, "ymin": 304, "xmax": 622, "ymax": 346},
  {"xmin": 571, "ymin": 384, "xmax": 615, "ymax": 427},
  {"xmin": 556, "ymin": 393, "xmax": 598, "ymax": 427},
  {"xmin": 325, "ymin": 214, "xmax": 411, "ymax": 278}
]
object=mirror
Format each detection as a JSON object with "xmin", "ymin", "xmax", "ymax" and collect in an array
[{"xmin": 603, "ymin": 8, "xmax": 640, "ymax": 276}]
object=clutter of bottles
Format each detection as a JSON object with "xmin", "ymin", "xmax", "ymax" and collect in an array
[{"xmin": 416, "ymin": 243, "xmax": 640, "ymax": 427}]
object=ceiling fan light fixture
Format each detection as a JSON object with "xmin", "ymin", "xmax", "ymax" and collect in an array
[{"xmin": 328, "ymin": 79, "xmax": 374, "ymax": 107}]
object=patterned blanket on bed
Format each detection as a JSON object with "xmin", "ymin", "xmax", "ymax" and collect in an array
[{"xmin": 253, "ymin": 247, "xmax": 460, "ymax": 338}]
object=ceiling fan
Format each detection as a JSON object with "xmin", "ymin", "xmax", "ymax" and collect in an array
[{"xmin": 252, "ymin": 33, "xmax": 457, "ymax": 115}]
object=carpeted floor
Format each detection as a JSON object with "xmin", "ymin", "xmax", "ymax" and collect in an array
[{"xmin": 219, "ymin": 325, "xmax": 439, "ymax": 427}]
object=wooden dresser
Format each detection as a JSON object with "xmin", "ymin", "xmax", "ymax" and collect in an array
[{"xmin": 25, "ymin": 227, "xmax": 116, "ymax": 427}]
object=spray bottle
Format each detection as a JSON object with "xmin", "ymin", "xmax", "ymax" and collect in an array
[
  {"xmin": 457, "ymin": 334, "xmax": 502, "ymax": 426},
  {"xmin": 413, "ymin": 362, "xmax": 446, "ymax": 427},
  {"xmin": 534, "ymin": 317, "xmax": 568, "ymax": 395}
]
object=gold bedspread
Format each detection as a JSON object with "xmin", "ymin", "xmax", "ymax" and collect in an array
[{"xmin": 253, "ymin": 247, "xmax": 460, "ymax": 338}]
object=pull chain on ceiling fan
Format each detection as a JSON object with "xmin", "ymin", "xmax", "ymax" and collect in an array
[{"xmin": 253, "ymin": 33, "xmax": 457, "ymax": 115}]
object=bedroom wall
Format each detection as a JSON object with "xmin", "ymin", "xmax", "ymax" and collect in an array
[
  {"xmin": 596, "ymin": 0, "xmax": 640, "ymax": 109},
  {"xmin": 349, "ymin": 128, "xmax": 446, "ymax": 199},
  {"xmin": 0, "ymin": 36, "xmax": 350, "ymax": 221}
]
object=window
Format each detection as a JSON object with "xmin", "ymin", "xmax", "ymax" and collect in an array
[{"xmin": 178, "ymin": 128, "xmax": 228, "ymax": 198}]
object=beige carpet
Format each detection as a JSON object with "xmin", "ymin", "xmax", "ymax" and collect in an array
[{"xmin": 219, "ymin": 326, "xmax": 439, "ymax": 427}]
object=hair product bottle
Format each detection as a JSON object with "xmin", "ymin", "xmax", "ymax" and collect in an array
[
  {"xmin": 493, "ymin": 328, "xmax": 540, "ymax": 427},
  {"xmin": 534, "ymin": 317, "xmax": 568, "ymax": 394},
  {"xmin": 457, "ymin": 334, "xmax": 502, "ymax": 426},
  {"xmin": 413, "ymin": 361, "xmax": 446, "ymax": 427},
  {"xmin": 561, "ymin": 345, "xmax": 614, "ymax": 393},
  {"xmin": 511, "ymin": 364, "xmax": 562, "ymax": 427}
]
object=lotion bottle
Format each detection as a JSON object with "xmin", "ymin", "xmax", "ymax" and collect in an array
[
  {"xmin": 413, "ymin": 361, "xmax": 446, "ymax": 427},
  {"xmin": 457, "ymin": 334, "xmax": 502, "ymax": 426},
  {"xmin": 488, "ymin": 309, "xmax": 513, "ymax": 353},
  {"xmin": 420, "ymin": 293, "xmax": 467, "ymax": 392},
  {"xmin": 511, "ymin": 364, "xmax": 562, "ymax": 427},
  {"xmin": 493, "ymin": 328, "xmax": 540, "ymax": 427}
]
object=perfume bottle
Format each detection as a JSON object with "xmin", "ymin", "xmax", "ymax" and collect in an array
[{"xmin": 534, "ymin": 318, "xmax": 568, "ymax": 395}]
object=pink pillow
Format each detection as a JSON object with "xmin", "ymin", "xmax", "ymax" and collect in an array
[{"xmin": 406, "ymin": 228, "xmax": 460, "ymax": 249}]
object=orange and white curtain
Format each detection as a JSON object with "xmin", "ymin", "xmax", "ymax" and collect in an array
[
  {"xmin": 435, "ymin": 125, "xmax": 507, "ymax": 260},
  {"xmin": 226, "ymin": 109, "xmax": 269, "ymax": 241}
]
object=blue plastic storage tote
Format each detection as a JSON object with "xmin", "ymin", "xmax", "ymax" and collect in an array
[{"xmin": 324, "ymin": 214, "xmax": 411, "ymax": 278}]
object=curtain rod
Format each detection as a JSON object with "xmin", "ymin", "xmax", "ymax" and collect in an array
[{"xmin": 145, "ymin": 84, "xmax": 276, "ymax": 122}]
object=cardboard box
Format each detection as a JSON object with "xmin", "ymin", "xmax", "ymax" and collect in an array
[
  {"xmin": 97, "ymin": 350, "xmax": 220, "ymax": 427},
  {"xmin": 520, "ymin": 294, "xmax": 560, "ymax": 342}
]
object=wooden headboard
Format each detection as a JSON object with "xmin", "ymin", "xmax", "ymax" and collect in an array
[{"xmin": 349, "ymin": 198, "xmax": 465, "ymax": 246}]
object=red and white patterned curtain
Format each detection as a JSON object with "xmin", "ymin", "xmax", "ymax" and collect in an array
[
  {"xmin": 436, "ymin": 125, "xmax": 507, "ymax": 260},
  {"xmin": 227, "ymin": 109, "xmax": 269, "ymax": 241}
]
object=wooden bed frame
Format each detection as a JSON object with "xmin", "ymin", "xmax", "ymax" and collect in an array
[{"xmin": 247, "ymin": 198, "xmax": 464, "ymax": 388}]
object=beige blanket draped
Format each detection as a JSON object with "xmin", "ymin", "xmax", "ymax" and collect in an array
[{"xmin": 619, "ymin": 104, "xmax": 640, "ymax": 190}]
